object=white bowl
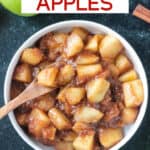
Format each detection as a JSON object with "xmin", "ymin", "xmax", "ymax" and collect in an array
[{"xmin": 4, "ymin": 20, "xmax": 148, "ymax": 150}]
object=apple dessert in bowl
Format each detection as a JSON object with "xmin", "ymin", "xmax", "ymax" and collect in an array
[{"xmin": 5, "ymin": 21, "xmax": 147, "ymax": 150}]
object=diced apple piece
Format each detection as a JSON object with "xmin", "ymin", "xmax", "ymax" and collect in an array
[
  {"xmin": 85, "ymin": 35, "xmax": 100, "ymax": 52},
  {"xmin": 16, "ymin": 113, "xmax": 29, "ymax": 126},
  {"xmin": 65, "ymin": 87, "xmax": 85, "ymax": 105},
  {"xmin": 76, "ymin": 52, "xmax": 99, "ymax": 65},
  {"xmin": 55, "ymin": 141, "xmax": 74, "ymax": 150},
  {"xmin": 123, "ymin": 80, "xmax": 144, "ymax": 107},
  {"xmin": 42, "ymin": 126, "xmax": 56, "ymax": 141},
  {"xmin": 74, "ymin": 106, "xmax": 104, "ymax": 123},
  {"xmin": 33, "ymin": 94, "xmax": 54, "ymax": 111},
  {"xmin": 77, "ymin": 64, "xmax": 102, "ymax": 82},
  {"xmin": 73, "ymin": 130, "xmax": 95, "ymax": 150},
  {"xmin": 99, "ymin": 35, "xmax": 123, "ymax": 59},
  {"xmin": 115, "ymin": 54, "xmax": 132, "ymax": 74},
  {"xmin": 64, "ymin": 101, "xmax": 72, "ymax": 115},
  {"xmin": 108, "ymin": 64, "xmax": 120, "ymax": 77},
  {"xmin": 53, "ymin": 32, "xmax": 68, "ymax": 45},
  {"xmin": 99, "ymin": 128, "xmax": 123, "ymax": 148},
  {"xmin": 97, "ymin": 34, "xmax": 105, "ymax": 41},
  {"xmin": 119, "ymin": 70, "xmax": 138, "ymax": 82},
  {"xmin": 123, "ymin": 82, "xmax": 137, "ymax": 107},
  {"xmin": 65, "ymin": 33, "xmax": 84, "ymax": 58},
  {"xmin": 57, "ymin": 87, "xmax": 68, "ymax": 102},
  {"xmin": 48, "ymin": 33, "xmax": 68, "ymax": 60},
  {"xmin": 72, "ymin": 122, "xmax": 91, "ymax": 133},
  {"xmin": 28, "ymin": 108, "xmax": 50, "ymax": 137},
  {"xmin": 122, "ymin": 108, "xmax": 138, "ymax": 124},
  {"xmin": 48, "ymin": 108, "xmax": 72, "ymax": 130},
  {"xmin": 86, "ymin": 78, "xmax": 110, "ymax": 103},
  {"xmin": 58, "ymin": 65, "xmax": 75, "ymax": 85},
  {"xmin": 131, "ymin": 80, "xmax": 144, "ymax": 102},
  {"xmin": 37, "ymin": 67, "xmax": 58, "ymax": 87},
  {"xmin": 13, "ymin": 64, "xmax": 32, "ymax": 83},
  {"xmin": 72, "ymin": 27, "xmax": 89, "ymax": 41},
  {"xmin": 21, "ymin": 48, "xmax": 43, "ymax": 65}
]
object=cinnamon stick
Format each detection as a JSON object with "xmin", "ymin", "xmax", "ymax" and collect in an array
[{"xmin": 133, "ymin": 4, "xmax": 150, "ymax": 24}]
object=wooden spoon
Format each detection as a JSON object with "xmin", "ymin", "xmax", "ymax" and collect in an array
[{"xmin": 0, "ymin": 80, "xmax": 54, "ymax": 120}]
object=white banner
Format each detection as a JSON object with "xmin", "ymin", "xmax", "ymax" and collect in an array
[{"xmin": 22, "ymin": 0, "xmax": 129, "ymax": 14}]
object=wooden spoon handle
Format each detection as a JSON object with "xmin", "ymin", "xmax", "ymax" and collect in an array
[
  {"xmin": 0, "ymin": 97, "xmax": 23, "ymax": 120},
  {"xmin": 0, "ymin": 80, "xmax": 54, "ymax": 120}
]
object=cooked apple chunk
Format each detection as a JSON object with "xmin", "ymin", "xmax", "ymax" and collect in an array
[
  {"xmin": 77, "ymin": 64, "xmax": 102, "ymax": 82},
  {"xmin": 73, "ymin": 130, "xmax": 95, "ymax": 150},
  {"xmin": 123, "ymin": 80, "xmax": 144, "ymax": 107},
  {"xmin": 131, "ymin": 80, "xmax": 144, "ymax": 102},
  {"xmin": 55, "ymin": 141, "xmax": 74, "ymax": 150},
  {"xmin": 42, "ymin": 126, "xmax": 56, "ymax": 141},
  {"xmin": 72, "ymin": 122, "xmax": 91, "ymax": 133},
  {"xmin": 99, "ymin": 35, "xmax": 123, "ymax": 59},
  {"xmin": 72, "ymin": 27, "xmax": 89, "ymax": 41},
  {"xmin": 65, "ymin": 87, "xmax": 85, "ymax": 105},
  {"xmin": 53, "ymin": 32, "xmax": 68, "ymax": 45},
  {"xmin": 57, "ymin": 87, "xmax": 68, "ymax": 102},
  {"xmin": 119, "ymin": 70, "xmax": 138, "ymax": 82},
  {"xmin": 13, "ymin": 64, "xmax": 32, "ymax": 83},
  {"xmin": 32, "ymin": 94, "xmax": 54, "ymax": 111},
  {"xmin": 48, "ymin": 108, "xmax": 72, "ymax": 130},
  {"xmin": 28, "ymin": 108, "xmax": 50, "ymax": 137},
  {"xmin": 122, "ymin": 108, "xmax": 138, "ymax": 124},
  {"xmin": 99, "ymin": 128, "xmax": 123, "ymax": 148},
  {"xmin": 58, "ymin": 65, "xmax": 75, "ymax": 85},
  {"xmin": 37, "ymin": 67, "xmax": 58, "ymax": 87},
  {"xmin": 85, "ymin": 35, "xmax": 100, "ymax": 52},
  {"xmin": 76, "ymin": 53, "xmax": 99, "ymax": 65},
  {"xmin": 21, "ymin": 48, "xmax": 43, "ymax": 65},
  {"xmin": 97, "ymin": 34, "xmax": 105, "ymax": 41},
  {"xmin": 116, "ymin": 54, "xmax": 132, "ymax": 74},
  {"xmin": 74, "ymin": 106, "xmax": 103, "ymax": 123},
  {"xmin": 108, "ymin": 64, "xmax": 120, "ymax": 77},
  {"xmin": 65, "ymin": 33, "xmax": 84, "ymax": 58},
  {"xmin": 86, "ymin": 78, "xmax": 110, "ymax": 103},
  {"xmin": 64, "ymin": 101, "xmax": 72, "ymax": 115}
]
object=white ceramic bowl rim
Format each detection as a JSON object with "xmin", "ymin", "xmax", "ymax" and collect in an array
[{"xmin": 4, "ymin": 20, "xmax": 148, "ymax": 150}]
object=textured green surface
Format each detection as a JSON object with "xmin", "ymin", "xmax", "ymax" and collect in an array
[{"xmin": 0, "ymin": 0, "xmax": 150, "ymax": 150}]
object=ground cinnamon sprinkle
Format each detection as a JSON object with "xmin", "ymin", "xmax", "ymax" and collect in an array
[{"xmin": 133, "ymin": 4, "xmax": 150, "ymax": 23}]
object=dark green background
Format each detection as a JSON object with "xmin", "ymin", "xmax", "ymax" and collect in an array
[{"xmin": 0, "ymin": 0, "xmax": 150, "ymax": 149}]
